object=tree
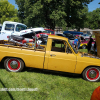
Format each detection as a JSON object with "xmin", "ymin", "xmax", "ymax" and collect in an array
[
  {"xmin": 0, "ymin": 0, "xmax": 18, "ymax": 24},
  {"xmin": 15, "ymin": 0, "xmax": 93, "ymax": 30},
  {"xmin": 85, "ymin": 8, "xmax": 100, "ymax": 29}
]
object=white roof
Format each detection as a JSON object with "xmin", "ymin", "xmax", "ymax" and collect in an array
[
  {"xmin": 3, "ymin": 21, "xmax": 27, "ymax": 26},
  {"xmin": 93, "ymin": 29, "xmax": 100, "ymax": 31}
]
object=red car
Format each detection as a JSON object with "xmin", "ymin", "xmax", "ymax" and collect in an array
[
  {"xmin": 80, "ymin": 37, "xmax": 95, "ymax": 49},
  {"xmin": 38, "ymin": 29, "xmax": 55, "ymax": 35}
]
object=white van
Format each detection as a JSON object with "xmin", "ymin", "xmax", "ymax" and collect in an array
[{"xmin": 1, "ymin": 21, "xmax": 27, "ymax": 35}]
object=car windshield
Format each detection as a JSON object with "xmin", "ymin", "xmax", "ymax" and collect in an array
[
  {"xmin": 16, "ymin": 24, "xmax": 27, "ymax": 32},
  {"xmin": 83, "ymin": 34, "xmax": 89, "ymax": 36},
  {"xmin": 56, "ymin": 34, "xmax": 66, "ymax": 37},
  {"xmin": 65, "ymin": 33, "xmax": 74, "ymax": 38},
  {"xmin": 44, "ymin": 30, "xmax": 54, "ymax": 34},
  {"xmin": 68, "ymin": 40, "xmax": 78, "ymax": 54}
]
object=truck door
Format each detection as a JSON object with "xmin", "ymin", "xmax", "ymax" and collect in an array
[{"xmin": 47, "ymin": 39, "xmax": 77, "ymax": 73}]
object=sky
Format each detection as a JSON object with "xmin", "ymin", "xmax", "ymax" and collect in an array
[
  {"xmin": 8, "ymin": 0, "xmax": 100, "ymax": 12},
  {"xmin": 87, "ymin": 0, "xmax": 100, "ymax": 11}
]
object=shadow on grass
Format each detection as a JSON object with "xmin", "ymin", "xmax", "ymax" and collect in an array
[
  {"xmin": 0, "ymin": 62, "xmax": 5, "ymax": 69},
  {"xmin": 23, "ymin": 67, "xmax": 82, "ymax": 79},
  {"xmin": 0, "ymin": 79, "xmax": 14, "ymax": 100}
]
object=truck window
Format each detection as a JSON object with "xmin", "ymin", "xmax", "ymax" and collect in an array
[
  {"xmin": 5, "ymin": 24, "xmax": 15, "ymax": 31},
  {"xmin": 51, "ymin": 39, "xmax": 72, "ymax": 53},
  {"xmin": 68, "ymin": 40, "xmax": 78, "ymax": 54},
  {"xmin": 16, "ymin": 24, "xmax": 27, "ymax": 32}
]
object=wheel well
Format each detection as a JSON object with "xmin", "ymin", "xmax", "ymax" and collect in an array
[
  {"xmin": 1, "ymin": 56, "xmax": 25, "ymax": 67},
  {"xmin": 81, "ymin": 65, "xmax": 100, "ymax": 75}
]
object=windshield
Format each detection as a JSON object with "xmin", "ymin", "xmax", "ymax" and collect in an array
[
  {"xmin": 16, "ymin": 24, "xmax": 27, "ymax": 32},
  {"xmin": 65, "ymin": 33, "xmax": 74, "ymax": 38},
  {"xmin": 56, "ymin": 34, "xmax": 66, "ymax": 37},
  {"xmin": 68, "ymin": 39, "xmax": 78, "ymax": 54}
]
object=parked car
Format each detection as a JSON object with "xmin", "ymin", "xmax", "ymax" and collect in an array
[
  {"xmin": 0, "ymin": 35, "xmax": 100, "ymax": 82},
  {"xmin": 81, "ymin": 34, "xmax": 90, "ymax": 38},
  {"xmin": 45, "ymin": 29, "xmax": 55, "ymax": 34},
  {"xmin": 80, "ymin": 37, "xmax": 95, "ymax": 49},
  {"xmin": 38, "ymin": 29, "xmax": 55, "ymax": 36},
  {"xmin": 1, "ymin": 21, "xmax": 27, "ymax": 36},
  {"xmin": 56, "ymin": 33, "xmax": 74, "ymax": 43},
  {"xmin": 63, "ymin": 31, "xmax": 83, "ymax": 36}
]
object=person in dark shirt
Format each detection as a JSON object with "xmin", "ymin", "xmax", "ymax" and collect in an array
[{"xmin": 87, "ymin": 35, "xmax": 93, "ymax": 53}]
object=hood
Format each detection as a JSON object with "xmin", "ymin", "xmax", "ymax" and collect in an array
[
  {"xmin": 12, "ymin": 27, "xmax": 45, "ymax": 36},
  {"xmin": 78, "ymin": 52, "xmax": 100, "ymax": 59}
]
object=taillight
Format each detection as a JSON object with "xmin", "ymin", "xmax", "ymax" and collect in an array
[{"xmin": 7, "ymin": 36, "xmax": 9, "ymax": 38}]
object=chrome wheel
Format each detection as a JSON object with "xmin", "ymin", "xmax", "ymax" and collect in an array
[
  {"xmin": 82, "ymin": 67, "xmax": 100, "ymax": 82},
  {"xmin": 4, "ymin": 58, "xmax": 24, "ymax": 72}
]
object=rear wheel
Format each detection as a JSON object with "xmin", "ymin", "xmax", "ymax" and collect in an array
[
  {"xmin": 82, "ymin": 67, "xmax": 100, "ymax": 82},
  {"xmin": 4, "ymin": 58, "xmax": 24, "ymax": 72}
]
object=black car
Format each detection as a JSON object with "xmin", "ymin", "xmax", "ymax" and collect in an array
[
  {"xmin": 56, "ymin": 33, "xmax": 74, "ymax": 43},
  {"xmin": 56, "ymin": 33, "xmax": 74, "ymax": 40}
]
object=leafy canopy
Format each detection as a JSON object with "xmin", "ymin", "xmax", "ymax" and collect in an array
[
  {"xmin": 85, "ymin": 8, "xmax": 100, "ymax": 29},
  {"xmin": 0, "ymin": 0, "xmax": 18, "ymax": 24},
  {"xmin": 15, "ymin": 0, "xmax": 93, "ymax": 30}
]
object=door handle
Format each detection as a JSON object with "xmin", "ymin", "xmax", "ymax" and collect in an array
[{"xmin": 50, "ymin": 54, "xmax": 56, "ymax": 57}]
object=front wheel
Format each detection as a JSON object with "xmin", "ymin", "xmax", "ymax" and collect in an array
[
  {"xmin": 4, "ymin": 58, "xmax": 24, "ymax": 72},
  {"xmin": 82, "ymin": 67, "xmax": 100, "ymax": 82}
]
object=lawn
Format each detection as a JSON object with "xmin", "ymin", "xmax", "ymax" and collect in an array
[
  {"xmin": 78, "ymin": 49, "xmax": 88, "ymax": 53},
  {"xmin": 0, "ymin": 60, "xmax": 100, "ymax": 100}
]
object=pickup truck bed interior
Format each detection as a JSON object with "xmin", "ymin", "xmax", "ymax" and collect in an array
[{"xmin": 0, "ymin": 40, "xmax": 45, "ymax": 51}]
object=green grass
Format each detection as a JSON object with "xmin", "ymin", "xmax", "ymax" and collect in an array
[
  {"xmin": 78, "ymin": 49, "xmax": 88, "ymax": 53},
  {"xmin": 0, "ymin": 63, "xmax": 100, "ymax": 100}
]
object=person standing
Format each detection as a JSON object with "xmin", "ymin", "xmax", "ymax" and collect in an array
[
  {"xmin": 87, "ymin": 35, "xmax": 93, "ymax": 53},
  {"xmin": 77, "ymin": 35, "xmax": 81, "ymax": 49},
  {"xmin": 74, "ymin": 36, "xmax": 78, "ymax": 50}
]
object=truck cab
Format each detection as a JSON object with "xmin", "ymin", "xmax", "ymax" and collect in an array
[{"xmin": 1, "ymin": 21, "xmax": 27, "ymax": 36}]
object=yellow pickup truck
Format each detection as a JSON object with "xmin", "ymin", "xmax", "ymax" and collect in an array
[{"xmin": 0, "ymin": 35, "xmax": 100, "ymax": 82}]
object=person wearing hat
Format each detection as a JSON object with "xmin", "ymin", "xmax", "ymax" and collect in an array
[{"xmin": 87, "ymin": 35, "xmax": 93, "ymax": 53}]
